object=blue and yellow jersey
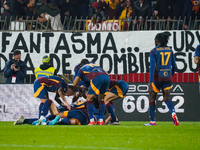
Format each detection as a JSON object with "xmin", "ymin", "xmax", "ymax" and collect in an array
[
  {"xmin": 71, "ymin": 100, "xmax": 87, "ymax": 110},
  {"xmin": 107, "ymin": 79, "xmax": 129, "ymax": 98},
  {"xmin": 76, "ymin": 63, "xmax": 107, "ymax": 82},
  {"xmin": 37, "ymin": 76, "xmax": 68, "ymax": 92},
  {"xmin": 74, "ymin": 63, "xmax": 90, "ymax": 88},
  {"xmin": 149, "ymin": 46, "xmax": 176, "ymax": 83}
]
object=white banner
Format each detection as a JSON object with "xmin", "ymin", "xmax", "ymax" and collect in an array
[
  {"xmin": 0, "ymin": 84, "xmax": 76, "ymax": 121},
  {"xmin": 0, "ymin": 31, "xmax": 199, "ymax": 74}
]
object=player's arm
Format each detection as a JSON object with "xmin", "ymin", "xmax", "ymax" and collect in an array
[
  {"xmin": 58, "ymin": 87, "xmax": 71, "ymax": 110},
  {"xmin": 194, "ymin": 45, "xmax": 200, "ymax": 64},
  {"xmin": 171, "ymin": 52, "xmax": 177, "ymax": 76},
  {"xmin": 73, "ymin": 76, "xmax": 82, "ymax": 90},
  {"xmin": 54, "ymin": 93, "xmax": 65, "ymax": 106},
  {"xmin": 194, "ymin": 56, "xmax": 200, "ymax": 64},
  {"xmin": 149, "ymin": 50, "xmax": 156, "ymax": 91}
]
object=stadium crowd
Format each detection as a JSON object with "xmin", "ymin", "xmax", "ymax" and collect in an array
[{"xmin": 0, "ymin": 0, "xmax": 200, "ymax": 30}]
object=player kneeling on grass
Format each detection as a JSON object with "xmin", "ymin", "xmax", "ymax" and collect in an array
[{"xmin": 144, "ymin": 32, "xmax": 179, "ymax": 126}]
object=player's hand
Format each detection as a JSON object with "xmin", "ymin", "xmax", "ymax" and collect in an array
[
  {"xmin": 64, "ymin": 101, "xmax": 71, "ymax": 110},
  {"xmin": 148, "ymin": 83, "xmax": 153, "ymax": 91}
]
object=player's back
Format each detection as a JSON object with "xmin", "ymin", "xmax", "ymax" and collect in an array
[
  {"xmin": 78, "ymin": 63, "xmax": 107, "ymax": 81},
  {"xmin": 152, "ymin": 46, "xmax": 176, "ymax": 81}
]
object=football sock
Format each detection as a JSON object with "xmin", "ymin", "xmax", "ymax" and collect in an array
[
  {"xmin": 87, "ymin": 101, "xmax": 95, "ymax": 120},
  {"xmin": 23, "ymin": 118, "xmax": 38, "ymax": 124},
  {"xmin": 41, "ymin": 99, "xmax": 52, "ymax": 116},
  {"xmin": 61, "ymin": 118, "xmax": 71, "ymax": 125},
  {"xmin": 149, "ymin": 101, "xmax": 156, "ymax": 122},
  {"xmin": 106, "ymin": 103, "xmax": 117, "ymax": 122},
  {"xmin": 46, "ymin": 115, "xmax": 56, "ymax": 121},
  {"xmin": 165, "ymin": 100, "xmax": 175, "ymax": 114},
  {"xmin": 99, "ymin": 100, "xmax": 105, "ymax": 120},
  {"xmin": 39, "ymin": 103, "xmax": 44, "ymax": 118}
]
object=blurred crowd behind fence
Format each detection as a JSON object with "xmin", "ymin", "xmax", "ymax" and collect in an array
[
  {"xmin": 0, "ymin": 16, "xmax": 199, "ymax": 84},
  {"xmin": 0, "ymin": 16, "xmax": 200, "ymax": 31}
]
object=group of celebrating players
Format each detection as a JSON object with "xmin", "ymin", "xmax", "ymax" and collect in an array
[{"xmin": 14, "ymin": 31, "xmax": 181, "ymax": 126}]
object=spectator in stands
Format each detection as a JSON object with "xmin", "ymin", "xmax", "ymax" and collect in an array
[
  {"xmin": 34, "ymin": 55, "xmax": 56, "ymax": 79},
  {"xmin": 183, "ymin": 0, "xmax": 200, "ymax": 30},
  {"xmin": 1, "ymin": 0, "xmax": 11, "ymax": 29},
  {"xmin": 100, "ymin": 0, "xmax": 119, "ymax": 19},
  {"xmin": 78, "ymin": 0, "xmax": 89, "ymax": 19},
  {"xmin": 116, "ymin": 0, "xmax": 126, "ymax": 18},
  {"xmin": 118, "ymin": 0, "xmax": 132, "ymax": 30},
  {"xmin": 132, "ymin": 0, "xmax": 152, "ymax": 28},
  {"xmin": 153, "ymin": 0, "xmax": 173, "ymax": 19},
  {"xmin": 36, "ymin": 0, "xmax": 64, "ymax": 30},
  {"xmin": 91, "ymin": 1, "xmax": 107, "ymax": 24},
  {"xmin": 9, "ymin": 0, "xmax": 26, "ymax": 20},
  {"xmin": 24, "ymin": 0, "xmax": 36, "ymax": 20},
  {"xmin": 4, "ymin": 50, "xmax": 27, "ymax": 84},
  {"xmin": 172, "ymin": 0, "xmax": 186, "ymax": 20},
  {"xmin": 119, "ymin": 0, "xmax": 132, "ymax": 20},
  {"xmin": 153, "ymin": 0, "xmax": 174, "ymax": 30},
  {"xmin": 88, "ymin": 0, "xmax": 96, "ymax": 18},
  {"xmin": 57, "ymin": 0, "xmax": 71, "ymax": 28}
]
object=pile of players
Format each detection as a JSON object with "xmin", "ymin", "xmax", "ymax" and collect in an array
[
  {"xmin": 14, "ymin": 32, "xmax": 180, "ymax": 126},
  {"xmin": 14, "ymin": 58, "xmax": 129, "ymax": 126}
]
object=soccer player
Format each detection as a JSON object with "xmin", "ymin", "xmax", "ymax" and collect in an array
[
  {"xmin": 73, "ymin": 59, "xmax": 110, "ymax": 125},
  {"xmin": 194, "ymin": 44, "xmax": 200, "ymax": 92},
  {"xmin": 144, "ymin": 32, "xmax": 179, "ymax": 126},
  {"xmin": 104, "ymin": 79, "xmax": 129, "ymax": 125},
  {"xmin": 32, "ymin": 75, "xmax": 75, "ymax": 125},
  {"xmin": 49, "ymin": 100, "xmax": 89, "ymax": 125}
]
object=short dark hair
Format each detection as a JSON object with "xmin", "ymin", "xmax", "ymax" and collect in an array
[
  {"xmin": 13, "ymin": 50, "xmax": 21, "ymax": 55},
  {"xmin": 79, "ymin": 59, "xmax": 89, "ymax": 68}
]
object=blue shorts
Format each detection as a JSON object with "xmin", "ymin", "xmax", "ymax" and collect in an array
[
  {"xmin": 88, "ymin": 74, "xmax": 110, "ymax": 95},
  {"xmin": 109, "ymin": 80, "xmax": 129, "ymax": 98},
  {"xmin": 63, "ymin": 110, "xmax": 89, "ymax": 125},
  {"xmin": 152, "ymin": 81, "xmax": 172, "ymax": 93},
  {"xmin": 33, "ymin": 79, "xmax": 48, "ymax": 99}
]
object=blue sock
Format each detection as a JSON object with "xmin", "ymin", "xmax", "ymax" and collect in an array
[
  {"xmin": 106, "ymin": 103, "xmax": 116, "ymax": 122},
  {"xmin": 39, "ymin": 103, "xmax": 44, "ymax": 118},
  {"xmin": 99, "ymin": 101, "xmax": 105, "ymax": 119},
  {"xmin": 87, "ymin": 101, "xmax": 94, "ymax": 120},
  {"xmin": 24, "ymin": 118, "xmax": 38, "ymax": 124},
  {"xmin": 149, "ymin": 102, "xmax": 156, "ymax": 122},
  {"xmin": 46, "ymin": 115, "xmax": 56, "ymax": 121},
  {"xmin": 41, "ymin": 100, "xmax": 52, "ymax": 117},
  {"xmin": 61, "ymin": 118, "xmax": 70, "ymax": 125},
  {"xmin": 165, "ymin": 100, "xmax": 175, "ymax": 114}
]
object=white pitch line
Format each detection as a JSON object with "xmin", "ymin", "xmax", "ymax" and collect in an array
[{"xmin": 0, "ymin": 144, "xmax": 139, "ymax": 150}]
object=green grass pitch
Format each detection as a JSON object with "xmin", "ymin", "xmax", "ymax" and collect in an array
[{"xmin": 0, "ymin": 121, "xmax": 200, "ymax": 150}]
